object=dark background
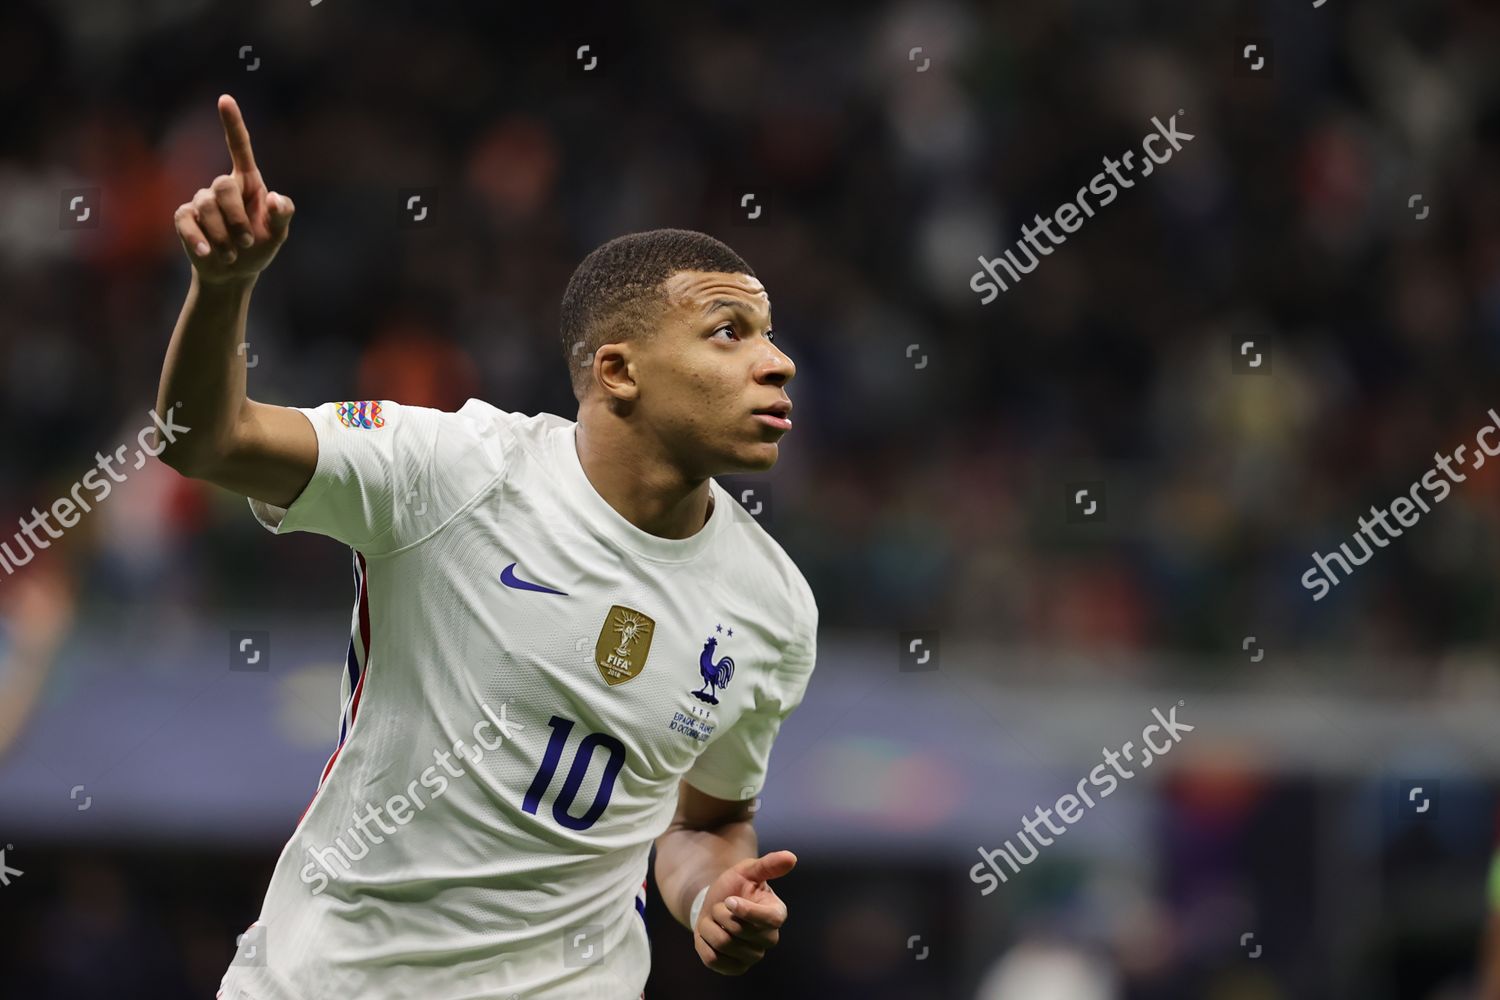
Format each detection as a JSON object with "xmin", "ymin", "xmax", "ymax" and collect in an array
[{"xmin": 2, "ymin": 1, "xmax": 1500, "ymax": 997}]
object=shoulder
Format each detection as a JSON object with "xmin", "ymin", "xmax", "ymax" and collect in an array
[
  {"xmin": 711, "ymin": 480, "xmax": 818, "ymax": 656},
  {"xmin": 447, "ymin": 397, "xmax": 555, "ymax": 438},
  {"xmin": 425, "ymin": 399, "xmax": 577, "ymax": 480},
  {"xmin": 378, "ymin": 401, "xmax": 567, "ymax": 549},
  {"xmin": 449, "ymin": 399, "xmax": 572, "ymax": 458}
]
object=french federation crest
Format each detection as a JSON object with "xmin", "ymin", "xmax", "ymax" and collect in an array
[
  {"xmin": 691, "ymin": 625, "xmax": 736, "ymax": 705},
  {"xmin": 595, "ymin": 605, "xmax": 655, "ymax": 686}
]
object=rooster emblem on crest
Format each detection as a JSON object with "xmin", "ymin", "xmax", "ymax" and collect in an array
[{"xmin": 692, "ymin": 633, "xmax": 735, "ymax": 705}]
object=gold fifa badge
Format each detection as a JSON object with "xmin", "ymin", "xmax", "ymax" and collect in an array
[{"xmin": 595, "ymin": 605, "xmax": 656, "ymax": 686}]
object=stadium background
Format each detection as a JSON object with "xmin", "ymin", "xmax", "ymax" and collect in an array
[{"xmin": 2, "ymin": 0, "xmax": 1500, "ymax": 997}]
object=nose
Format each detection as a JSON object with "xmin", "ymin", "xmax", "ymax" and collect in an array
[{"xmin": 756, "ymin": 340, "xmax": 796, "ymax": 385}]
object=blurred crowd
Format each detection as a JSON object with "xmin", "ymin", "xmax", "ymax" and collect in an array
[
  {"xmin": 2, "ymin": 2, "xmax": 1500, "ymax": 660},
  {"xmin": 4, "ymin": 2, "xmax": 1500, "ymax": 999}
]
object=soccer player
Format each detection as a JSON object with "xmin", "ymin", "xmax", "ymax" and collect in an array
[{"xmin": 162, "ymin": 95, "xmax": 817, "ymax": 999}]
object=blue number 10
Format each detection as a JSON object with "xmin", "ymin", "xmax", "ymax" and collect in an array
[{"xmin": 522, "ymin": 715, "xmax": 627, "ymax": 830}]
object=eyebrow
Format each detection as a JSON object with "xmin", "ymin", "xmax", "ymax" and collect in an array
[{"xmin": 702, "ymin": 298, "xmax": 772, "ymax": 325}]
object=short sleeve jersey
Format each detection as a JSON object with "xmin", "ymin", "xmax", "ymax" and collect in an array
[{"xmin": 217, "ymin": 398, "xmax": 818, "ymax": 1000}]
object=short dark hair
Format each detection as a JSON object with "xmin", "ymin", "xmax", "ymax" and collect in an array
[{"xmin": 559, "ymin": 228, "xmax": 755, "ymax": 401}]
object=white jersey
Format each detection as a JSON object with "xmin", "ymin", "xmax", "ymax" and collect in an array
[{"xmin": 217, "ymin": 399, "xmax": 818, "ymax": 1000}]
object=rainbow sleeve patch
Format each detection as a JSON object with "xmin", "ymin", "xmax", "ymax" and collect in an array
[{"xmin": 336, "ymin": 401, "xmax": 385, "ymax": 430}]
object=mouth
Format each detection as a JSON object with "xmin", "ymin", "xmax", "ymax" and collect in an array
[{"xmin": 752, "ymin": 401, "xmax": 793, "ymax": 431}]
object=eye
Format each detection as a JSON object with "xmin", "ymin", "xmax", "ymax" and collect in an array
[{"xmin": 711, "ymin": 324, "xmax": 776, "ymax": 343}]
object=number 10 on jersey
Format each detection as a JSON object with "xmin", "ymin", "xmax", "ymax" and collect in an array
[{"xmin": 522, "ymin": 715, "xmax": 627, "ymax": 831}]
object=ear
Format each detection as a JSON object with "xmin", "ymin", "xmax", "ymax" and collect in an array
[{"xmin": 595, "ymin": 341, "xmax": 639, "ymax": 402}]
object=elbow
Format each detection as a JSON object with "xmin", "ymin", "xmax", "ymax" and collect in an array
[
  {"xmin": 153, "ymin": 400, "xmax": 248, "ymax": 479},
  {"xmin": 157, "ymin": 414, "xmax": 239, "ymax": 479},
  {"xmin": 157, "ymin": 441, "xmax": 219, "ymax": 479},
  {"xmin": 155, "ymin": 441, "xmax": 190, "ymax": 475}
]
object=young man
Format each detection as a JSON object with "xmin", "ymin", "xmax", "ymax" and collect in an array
[{"xmin": 163, "ymin": 95, "xmax": 817, "ymax": 999}]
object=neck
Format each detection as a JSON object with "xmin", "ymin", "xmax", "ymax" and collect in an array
[{"xmin": 573, "ymin": 412, "xmax": 714, "ymax": 540}]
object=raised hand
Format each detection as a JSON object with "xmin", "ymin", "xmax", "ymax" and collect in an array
[{"xmin": 174, "ymin": 94, "xmax": 296, "ymax": 284}]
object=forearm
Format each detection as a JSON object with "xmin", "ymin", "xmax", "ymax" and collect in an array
[
  {"xmin": 156, "ymin": 272, "xmax": 258, "ymax": 471},
  {"xmin": 654, "ymin": 820, "xmax": 759, "ymax": 928}
]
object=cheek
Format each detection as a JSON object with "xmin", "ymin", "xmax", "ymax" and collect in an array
[
  {"xmin": 681, "ymin": 364, "xmax": 738, "ymax": 407},
  {"xmin": 651, "ymin": 355, "xmax": 743, "ymax": 430},
  {"xmin": 650, "ymin": 370, "xmax": 712, "ymax": 430}
]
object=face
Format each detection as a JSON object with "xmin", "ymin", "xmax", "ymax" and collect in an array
[{"xmin": 602, "ymin": 269, "xmax": 796, "ymax": 476}]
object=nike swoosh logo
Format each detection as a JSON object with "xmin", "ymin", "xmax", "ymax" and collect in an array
[{"xmin": 500, "ymin": 562, "xmax": 569, "ymax": 596}]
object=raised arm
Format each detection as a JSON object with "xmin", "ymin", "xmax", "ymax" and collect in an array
[{"xmin": 157, "ymin": 94, "xmax": 314, "ymax": 509}]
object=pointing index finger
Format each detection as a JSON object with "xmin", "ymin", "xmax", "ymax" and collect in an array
[{"xmin": 217, "ymin": 94, "xmax": 258, "ymax": 176}]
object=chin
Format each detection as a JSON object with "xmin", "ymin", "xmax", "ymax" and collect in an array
[{"xmin": 719, "ymin": 442, "xmax": 780, "ymax": 475}]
